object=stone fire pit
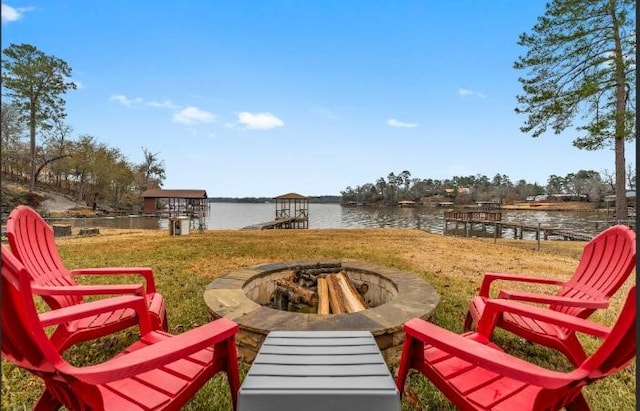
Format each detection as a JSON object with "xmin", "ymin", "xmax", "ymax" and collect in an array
[{"xmin": 204, "ymin": 260, "xmax": 440, "ymax": 366}]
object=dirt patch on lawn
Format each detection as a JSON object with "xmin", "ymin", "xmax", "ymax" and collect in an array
[{"xmin": 3, "ymin": 182, "xmax": 96, "ymax": 218}]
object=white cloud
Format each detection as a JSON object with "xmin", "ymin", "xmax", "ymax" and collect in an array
[
  {"xmin": 172, "ymin": 106, "xmax": 216, "ymax": 125},
  {"xmin": 386, "ymin": 118, "xmax": 418, "ymax": 128},
  {"xmin": 458, "ymin": 88, "xmax": 486, "ymax": 98},
  {"xmin": 1, "ymin": 4, "xmax": 34, "ymax": 23},
  {"xmin": 236, "ymin": 112, "xmax": 284, "ymax": 130},
  {"xmin": 148, "ymin": 99, "xmax": 178, "ymax": 109},
  {"xmin": 110, "ymin": 94, "xmax": 143, "ymax": 107}
]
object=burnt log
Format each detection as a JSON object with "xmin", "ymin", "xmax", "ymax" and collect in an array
[
  {"xmin": 355, "ymin": 282, "xmax": 369, "ymax": 298},
  {"xmin": 275, "ymin": 277, "xmax": 319, "ymax": 306}
]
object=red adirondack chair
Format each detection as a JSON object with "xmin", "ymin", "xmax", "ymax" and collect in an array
[
  {"xmin": 463, "ymin": 224, "xmax": 635, "ymax": 365},
  {"xmin": 396, "ymin": 285, "xmax": 636, "ymax": 410},
  {"xmin": 1, "ymin": 244, "xmax": 241, "ymax": 411},
  {"xmin": 7, "ymin": 205, "xmax": 168, "ymax": 352}
]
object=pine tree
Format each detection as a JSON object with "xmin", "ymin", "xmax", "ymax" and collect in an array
[
  {"xmin": 2, "ymin": 43, "xmax": 77, "ymax": 192},
  {"xmin": 514, "ymin": 0, "xmax": 635, "ymax": 220}
]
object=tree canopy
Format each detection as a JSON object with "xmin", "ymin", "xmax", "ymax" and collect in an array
[
  {"xmin": 514, "ymin": 0, "xmax": 635, "ymax": 219},
  {"xmin": 1, "ymin": 43, "xmax": 77, "ymax": 192},
  {"xmin": 339, "ymin": 169, "xmax": 613, "ymax": 207},
  {"xmin": 1, "ymin": 43, "xmax": 167, "ymax": 212}
]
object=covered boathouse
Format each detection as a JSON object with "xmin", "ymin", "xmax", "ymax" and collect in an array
[{"xmin": 141, "ymin": 189, "xmax": 209, "ymax": 225}]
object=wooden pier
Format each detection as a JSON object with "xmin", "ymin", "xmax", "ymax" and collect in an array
[
  {"xmin": 241, "ymin": 217, "xmax": 307, "ymax": 230},
  {"xmin": 591, "ymin": 219, "xmax": 636, "ymax": 230},
  {"xmin": 444, "ymin": 212, "xmax": 595, "ymax": 241}
]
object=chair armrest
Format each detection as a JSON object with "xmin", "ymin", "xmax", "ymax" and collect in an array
[
  {"xmin": 478, "ymin": 272, "xmax": 565, "ymax": 297},
  {"xmin": 38, "ymin": 295, "xmax": 153, "ymax": 334},
  {"xmin": 497, "ymin": 290, "xmax": 609, "ymax": 309},
  {"xmin": 32, "ymin": 283, "xmax": 146, "ymax": 297},
  {"xmin": 64, "ymin": 318, "xmax": 239, "ymax": 384},
  {"xmin": 403, "ymin": 318, "xmax": 585, "ymax": 389},
  {"xmin": 70, "ymin": 267, "xmax": 157, "ymax": 293},
  {"xmin": 476, "ymin": 299, "xmax": 611, "ymax": 340}
]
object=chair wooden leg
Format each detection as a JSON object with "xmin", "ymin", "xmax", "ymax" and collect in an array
[
  {"xmin": 396, "ymin": 335, "xmax": 420, "ymax": 399},
  {"xmin": 34, "ymin": 389, "xmax": 62, "ymax": 411},
  {"xmin": 562, "ymin": 337, "xmax": 588, "ymax": 367},
  {"xmin": 565, "ymin": 392, "xmax": 591, "ymax": 411},
  {"xmin": 226, "ymin": 339, "xmax": 241, "ymax": 411},
  {"xmin": 463, "ymin": 310, "xmax": 474, "ymax": 331},
  {"xmin": 163, "ymin": 311, "xmax": 169, "ymax": 331},
  {"xmin": 49, "ymin": 327, "xmax": 72, "ymax": 353},
  {"xmin": 213, "ymin": 337, "xmax": 241, "ymax": 411}
]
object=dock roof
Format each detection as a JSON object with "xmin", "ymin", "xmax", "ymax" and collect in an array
[
  {"xmin": 141, "ymin": 189, "xmax": 208, "ymax": 199},
  {"xmin": 274, "ymin": 192, "xmax": 307, "ymax": 199}
]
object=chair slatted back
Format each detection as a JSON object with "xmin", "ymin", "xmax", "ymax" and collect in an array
[
  {"xmin": 1, "ymin": 245, "xmax": 57, "ymax": 374},
  {"xmin": 1, "ymin": 245, "xmax": 102, "ymax": 410},
  {"xmin": 554, "ymin": 225, "xmax": 635, "ymax": 317},
  {"xmin": 7, "ymin": 205, "xmax": 83, "ymax": 308}
]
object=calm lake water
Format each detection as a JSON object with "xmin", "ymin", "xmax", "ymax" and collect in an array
[{"xmin": 47, "ymin": 203, "xmax": 618, "ymax": 239}]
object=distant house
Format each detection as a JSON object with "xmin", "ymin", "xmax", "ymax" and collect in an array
[
  {"xmin": 444, "ymin": 187, "xmax": 470, "ymax": 198},
  {"xmin": 398, "ymin": 200, "xmax": 416, "ymax": 208}
]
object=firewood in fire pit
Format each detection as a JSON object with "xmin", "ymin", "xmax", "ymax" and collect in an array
[
  {"xmin": 326, "ymin": 275, "xmax": 347, "ymax": 314},
  {"xmin": 335, "ymin": 271, "xmax": 367, "ymax": 313},
  {"xmin": 274, "ymin": 276, "xmax": 319, "ymax": 306},
  {"xmin": 317, "ymin": 277, "xmax": 330, "ymax": 315}
]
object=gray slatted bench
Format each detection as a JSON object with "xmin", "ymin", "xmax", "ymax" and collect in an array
[{"xmin": 238, "ymin": 331, "xmax": 400, "ymax": 411}]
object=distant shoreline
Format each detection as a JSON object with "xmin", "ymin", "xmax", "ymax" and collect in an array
[
  {"xmin": 208, "ymin": 198, "xmax": 602, "ymax": 212},
  {"xmin": 208, "ymin": 196, "xmax": 341, "ymax": 204}
]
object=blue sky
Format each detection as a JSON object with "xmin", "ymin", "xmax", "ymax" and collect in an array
[{"xmin": 2, "ymin": 1, "xmax": 634, "ymax": 197}]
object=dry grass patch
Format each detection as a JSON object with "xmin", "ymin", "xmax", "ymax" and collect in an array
[{"xmin": 2, "ymin": 228, "xmax": 635, "ymax": 410}]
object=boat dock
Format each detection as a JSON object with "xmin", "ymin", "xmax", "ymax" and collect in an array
[
  {"xmin": 591, "ymin": 219, "xmax": 636, "ymax": 230},
  {"xmin": 444, "ymin": 213, "xmax": 595, "ymax": 241}
]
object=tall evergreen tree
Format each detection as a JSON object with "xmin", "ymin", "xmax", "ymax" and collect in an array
[
  {"xmin": 514, "ymin": 0, "xmax": 635, "ymax": 220},
  {"xmin": 2, "ymin": 43, "xmax": 77, "ymax": 192}
]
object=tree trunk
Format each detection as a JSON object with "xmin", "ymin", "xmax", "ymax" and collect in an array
[
  {"xmin": 29, "ymin": 99, "xmax": 37, "ymax": 193},
  {"xmin": 35, "ymin": 154, "xmax": 69, "ymax": 184},
  {"xmin": 611, "ymin": 3, "xmax": 627, "ymax": 221}
]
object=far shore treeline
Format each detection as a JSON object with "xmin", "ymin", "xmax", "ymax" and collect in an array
[
  {"xmin": 209, "ymin": 167, "xmax": 625, "ymax": 207},
  {"xmin": 338, "ymin": 169, "xmax": 629, "ymax": 207}
]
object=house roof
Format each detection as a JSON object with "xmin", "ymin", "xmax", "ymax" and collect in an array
[{"xmin": 141, "ymin": 189, "xmax": 208, "ymax": 199}]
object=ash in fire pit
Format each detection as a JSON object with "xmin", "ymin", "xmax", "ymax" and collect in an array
[{"xmin": 270, "ymin": 262, "xmax": 371, "ymax": 314}]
